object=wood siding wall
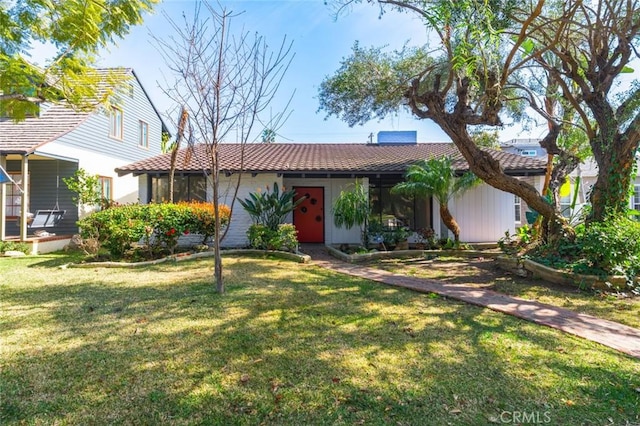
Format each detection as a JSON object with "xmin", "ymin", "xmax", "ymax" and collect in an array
[
  {"xmin": 446, "ymin": 184, "xmax": 516, "ymax": 242},
  {"xmin": 53, "ymin": 75, "xmax": 163, "ymax": 162},
  {"xmin": 5, "ymin": 159, "xmax": 79, "ymax": 236}
]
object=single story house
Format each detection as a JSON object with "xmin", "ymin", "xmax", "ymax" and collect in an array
[{"xmin": 116, "ymin": 137, "xmax": 547, "ymax": 247}]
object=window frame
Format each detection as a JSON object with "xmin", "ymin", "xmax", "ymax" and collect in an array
[
  {"xmin": 150, "ymin": 175, "xmax": 207, "ymax": 203},
  {"xmin": 514, "ymin": 195, "xmax": 522, "ymax": 223},
  {"xmin": 109, "ymin": 106, "xmax": 124, "ymax": 140},
  {"xmin": 4, "ymin": 172, "xmax": 28, "ymax": 218},
  {"xmin": 138, "ymin": 120, "xmax": 149, "ymax": 148},
  {"xmin": 632, "ymin": 184, "xmax": 640, "ymax": 212},
  {"xmin": 368, "ymin": 178, "xmax": 431, "ymax": 231},
  {"xmin": 98, "ymin": 176, "xmax": 113, "ymax": 202}
]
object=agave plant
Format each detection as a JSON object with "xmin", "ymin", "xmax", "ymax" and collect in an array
[{"xmin": 238, "ymin": 182, "xmax": 305, "ymax": 231}]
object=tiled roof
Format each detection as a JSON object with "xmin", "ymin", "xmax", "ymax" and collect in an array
[
  {"xmin": 116, "ymin": 143, "xmax": 547, "ymax": 175},
  {"xmin": 0, "ymin": 104, "xmax": 91, "ymax": 153}
]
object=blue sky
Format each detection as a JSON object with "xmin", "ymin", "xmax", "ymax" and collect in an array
[
  {"xmin": 97, "ymin": 0, "xmax": 460, "ymax": 143},
  {"xmin": 33, "ymin": 0, "xmax": 538, "ymax": 143}
]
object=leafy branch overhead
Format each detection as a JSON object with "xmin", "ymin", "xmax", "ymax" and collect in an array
[
  {"xmin": 321, "ymin": 0, "xmax": 639, "ymax": 242},
  {"xmin": 0, "ymin": 0, "xmax": 158, "ymax": 120}
]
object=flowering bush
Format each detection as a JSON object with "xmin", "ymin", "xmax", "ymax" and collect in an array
[
  {"xmin": 77, "ymin": 202, "xmax": 231, "ymax": 258},
  {"xmin": 77, "ymin": 204, "xmax": 148, "ymax": 257},
  {"xmin": 178, "ymin": 201, "xmax": 230, "ymax": 243}
]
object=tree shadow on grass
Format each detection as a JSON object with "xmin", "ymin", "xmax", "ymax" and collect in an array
[{"xmin": 1, "ymin": 256, "xmax": 639, "ymax": 425}]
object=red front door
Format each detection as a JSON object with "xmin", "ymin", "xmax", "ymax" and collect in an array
[{"xmin": 293, "ymin": 187, "xmax": 324, "ymax": 243}]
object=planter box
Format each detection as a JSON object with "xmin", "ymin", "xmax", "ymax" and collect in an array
[
  {"xmin": 496, "ymin": 256, "xmax": 635, "ymax": 291},
  {"xmin": 522, "ymin": 259, "xmax": 632, "ymax": 291},
  {"xmin": 328, "ymin": 245, "xmax": 500, "ymax": 264},
  {"xmin": 495, "ymin": 256, "xmax": 528, "ymax": 277}
]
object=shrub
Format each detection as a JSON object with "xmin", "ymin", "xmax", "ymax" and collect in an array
[
  {"xmin": 367, "ymin": 220, "xmax": 411, "ymax": 248},
  {"xmin": 247, "ymin": 223, "xmax": 298, "ymax": 252},
  {"xmin": 78, "ymin": 204, "xmax": 148, "ymax": 257},
  {"xmin": 77, "ymin": 202, "xmax": 230, "ymax": 258},
  {"xmin": 145, "ymin": 203, "xmax": 192, "ymax": 254},
  {"xmin": 238, "ymin": 183, "xmax": 304, "ymax": 231},
  {"xmin": 578, "ymin": 216, "xmax": 640, "ymax": 285},
  {"xmin": 498, "ymin": 225, "xmax": 537, "ymax": 254},
  {"xmin": 179, "ymin": 201, "xmax": 230, "ymax": 243},
  {"xmin": 0, "ymin": 241, "xmax": 30, "ymax": 254},
  {"xmin": 415, "ymin": 227, "xmax": 436, "ymax": 248}
]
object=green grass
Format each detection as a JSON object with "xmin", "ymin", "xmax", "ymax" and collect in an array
[
  {"xmin": 374, "ymin": 256, "xmax": 640, "ymax": 330},
  {"xmin": 1, "ymin": 253, "xmax": 639, "ymax": 425}
]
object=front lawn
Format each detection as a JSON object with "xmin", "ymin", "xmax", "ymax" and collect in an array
[
  {"xmin": 1, "ymin": 254, "xmax": 639, "ymax": 425},
  {"xmin": 374, "ymin": 256, "xmax": 640, "ymax": 330}
]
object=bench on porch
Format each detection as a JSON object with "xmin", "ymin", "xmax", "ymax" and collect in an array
[{"xmin": 28, "ymin": 210, "xmax": 66, "ymax": 228}]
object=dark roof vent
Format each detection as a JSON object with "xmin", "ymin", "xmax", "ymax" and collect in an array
[{"xmin": 377, "ymin": 130, "xmax": 417, "ymax": 145}]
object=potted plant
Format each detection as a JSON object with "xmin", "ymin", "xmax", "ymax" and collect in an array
[
  {"xmin": 389, "ymin": 226, "xmax": 411, "ymax": 250},
  {"xmin": 414, "ymin": 227, "xmax": 436, "ymax": 249},
  {"xmin": 333, "ymin": 180, "xmax": 371, "ymax": 248}
]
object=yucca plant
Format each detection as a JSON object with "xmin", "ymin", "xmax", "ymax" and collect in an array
[{"xmin": 238, "ymin": 182, "xmax": 305, "ymax": 231}]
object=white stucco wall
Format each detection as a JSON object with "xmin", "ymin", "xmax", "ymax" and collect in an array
[{"xmin": 216, "ymin": 173, "xmax": 283, "ymax": 248}]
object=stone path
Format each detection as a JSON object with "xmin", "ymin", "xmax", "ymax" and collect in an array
[{"xmin": 302, "ymin": 246, "xmax": 640, "ymax": 359}]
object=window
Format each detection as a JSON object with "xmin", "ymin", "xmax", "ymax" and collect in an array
[
  {"xmin": 98, "ymin": 176, "xmax": 112, "ymax": 202},
  {"xmin": 514, "ymin": 195, "xmax": 522, "ymax": 223},
  {"xmin": 138, "ymin": 121, "xmax": 149, "ymax": 148},
  {"xmin": 151, "ymin": 175, "xmax": 207, "ymax": 203},
  {"xmin": 4, "ymin": 173, "xmax": 28, "ymax": 217},
  {"xmin": 560, "ymin": 193, "xmax": 572, "ymax": 218},
  {"xmin": 520, "ymin": 149, "xmax": 537, "ymax": 157},
  {"xmin": 369, "ymin": 178, "xmax": 431, "ymax": 231},
  {"xmin": 632, "ymin": 185, "xmax": 640, "ymax": 212},
  {"xmin": 109, "ymin": 107, "xmax": 123, "ymax": 139}
]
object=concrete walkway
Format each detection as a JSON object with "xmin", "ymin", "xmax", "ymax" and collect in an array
[{"xmin": 304, "ymin": 248, "xmax": 640, "ymax": 359}]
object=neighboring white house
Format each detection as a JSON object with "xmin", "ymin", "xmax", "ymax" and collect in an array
[
  {"xmin": 117, "ymin": 136, "xmax": 548, "ymax": 247},
  {"xmin": 501, "ymin": 138, "xmax": 640, "ymax": 225},
  {"xmin": 0, "ymin": 68, "xmax": 168, "ymax": 246}
]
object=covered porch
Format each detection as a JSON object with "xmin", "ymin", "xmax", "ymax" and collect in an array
[{"xmin": 1, "ymin": 152, "xmax": 78, "ymax": 250}]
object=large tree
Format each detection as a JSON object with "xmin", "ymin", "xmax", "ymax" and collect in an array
[
  {"xmin": 320, "ymin": 0, "xmax": 579, "ymax": 242},
  {"xmin": 0, "ymin": 0, "xmax": 157, "ymax": 119},
  {"xmin": 527, "ymin": 0, "xmax": 640, "ymax": 222},
  {"xmin": 156, "ymin": 2, "xmax": 292, "ymax": 293},
  {"xmin": 320, "ymin": 0, "xmax": 638, "ymax": 239}
]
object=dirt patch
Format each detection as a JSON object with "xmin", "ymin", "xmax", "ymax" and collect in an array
[{"xmin": 374, "ymin": 256, "xmax": 585, "ymax": 294}]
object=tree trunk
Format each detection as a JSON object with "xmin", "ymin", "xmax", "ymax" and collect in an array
[
  {"xmin": 404, "ymin": 77, "xmax": 574, "ymax": 243},
  {"xmin": 441, "ymin": 115, "xmax": 571, "ymax": 241},
  {"xmin": 212, "ymin": 147, "xmax": 224, "ymax": 294},
  {"xmin": 439, "ymin": 203, "xmax": 460, "ymax": 242},
  {"xmin": 589, "ymin": 144, "xmax": 636, "ymax": 222},
  {"xmin": 586, "ymin": 101, "xmax": 639, "ymax": 222}
]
